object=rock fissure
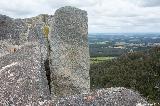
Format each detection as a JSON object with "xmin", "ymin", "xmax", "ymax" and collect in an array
[{"xmin": 44, "ymin": 58, "xmax": 51, "ymax": 94}]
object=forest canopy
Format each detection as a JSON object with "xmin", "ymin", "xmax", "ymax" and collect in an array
[{"xmin": 90, "ymin": 47, "xmax": 160, "ymax": 103}]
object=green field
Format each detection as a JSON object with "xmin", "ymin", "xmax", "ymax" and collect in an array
[{"xmin": 90, "ymin": 57, "xmax": 116, "ymax": 64}]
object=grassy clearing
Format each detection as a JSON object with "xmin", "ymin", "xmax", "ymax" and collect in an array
[{"xmin": 90, "ymin": 57, "xmax": 116, "ymax": 64}]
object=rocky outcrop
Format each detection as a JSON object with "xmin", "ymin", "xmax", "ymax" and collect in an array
[
  {"xmin": 0, "ymin": 6, "xmax": 150, "ymax": 105},
  {"xmin": 0, "ymin": 14, "xmax": 52, "ymax": 105},
  {"xmin": 25, "ymin": 87, "xmax": 149, "ymax": 106},
  {"xmin": 0, "ymin": 42, "xmax": 50, "ymax": 105},
  {"xmin": 51, "ymin": 87, "xmax": 149, "ymax": 106},
  {"xmin": 0, "ymin": 14, "xmax": 53, "ymax": 44},
  {"xmin": 49, "ymin": 6, "xmax": 90, "ymax": 97},
  {"xmin": 0, "ymin": 15, "xmax": 16, "ymax": 40}
]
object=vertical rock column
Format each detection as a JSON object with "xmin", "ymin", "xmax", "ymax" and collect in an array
[{"xmin": 49, "ymin": 6, "xmax": 90, "ymax": 97}]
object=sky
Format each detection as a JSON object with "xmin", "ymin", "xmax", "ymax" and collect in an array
[{"xmin": 0, "ymin": 0, "xmax": 160, "ymax": 33}]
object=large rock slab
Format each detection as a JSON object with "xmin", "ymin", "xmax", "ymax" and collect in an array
[
  {"xmin": 0, "ymin": 42, "xmax": 50, "ymax": 105},
  {"xmin": 32, "ymin": 87, "xmax": 149, "ymax": 106},
  {"xmin": 0, "ymin": 14, "xmax": 53, "ymax": 44},
  {"xmin": 49, "ymin": 6, "xmax": 90, "ymax": 97},
  {"xmin": 0, "ymin": 14, "xmax": 52, "ymax": 105},
  {"xmin": 0, "ymin": 15, "xmax": 15, "ymax": 40},
  {"xmin": 51, "ymin": 87, "xmax": 149, "ymax": 106}
]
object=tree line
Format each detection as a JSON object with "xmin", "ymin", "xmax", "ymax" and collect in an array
[{"xmin": 90, "ymin": 47, "xmax": 160, "ymax": 103}]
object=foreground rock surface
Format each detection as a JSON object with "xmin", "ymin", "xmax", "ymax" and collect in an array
[
  {"xmin": 0, "ymin": 42, "xmax": 50, "ymax": 105},
  {"xmin": 51, "ymin": 87, "xmax": 149, "ymax": 106},
  {"xmin": 29, "ymin": 87, "xmax": 149, "ymax": 106}
]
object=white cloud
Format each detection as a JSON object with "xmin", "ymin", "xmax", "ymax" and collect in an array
[
  {"xmin": 0, "ymin": 0, "xmax": 160, "ymax": 33},
  {"xmin": 129, "ymin": 0, "xmax": 160, "ymax": 7}
]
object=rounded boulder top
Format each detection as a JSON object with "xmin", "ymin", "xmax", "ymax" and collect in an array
[
  {"xmin": 54, "ymin": 6, "xmax": 87, "ymax": 16},
  {"xmin": 52, "ymin": 6, "xmax": 88, "ymax": 46}
]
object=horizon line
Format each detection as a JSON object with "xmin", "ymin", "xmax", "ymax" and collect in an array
[{"xmin": 89, "ymin": 32, "xmax": 160, "ymax": 34}]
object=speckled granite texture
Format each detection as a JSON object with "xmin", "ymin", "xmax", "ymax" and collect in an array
[
  {"xmin": 49, "ymin": 6, "xmax": 90, "ymax": 97},
  {"xmin": 0, "ymin": 14, "xmax": 52, "ymax": 105},
  {"xmin": 24, "ymin": 87, "xmax": 149, "ymax": 106},
  {"xmin": 51, "ymin": 87, "xmax": 149, "ymax": 106},
  {"xmin": 0, "ymin": 42, "xmax": 50, "ymax": 105}
]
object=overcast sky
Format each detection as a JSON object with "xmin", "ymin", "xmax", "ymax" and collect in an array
[{"xmin": 0, "ymin": 0, "xmax": 160, "ymax": 33}]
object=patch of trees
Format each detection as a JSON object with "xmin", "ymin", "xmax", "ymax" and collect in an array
[{"xmin": 90, "ymin": 47, "xmax": 160, "ymax": 103}]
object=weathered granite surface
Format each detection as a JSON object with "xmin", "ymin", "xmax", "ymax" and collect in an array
[
  {"xmin": 0, "ymin": 42, "xmax": 50, "ymax": 105},
  {"xmin": 26, "ymin": 87, "xmax": 149, "ymax": 106},
  {"xmin": 0, "ymin": 14, "xmax": 52, "ymax": 105},
  {"xmin": 0, "ymin": 15, "xmax": 17, "ymax": 40},
  {"xmin": 0, "ymin": 14, "xmax": 53, "ymax": 44},
  {"xmin": 51, "ymin": 87, "xmax": 149, "ymax": 106},
  {"xmin": 49, "ymin": 6, "xmax": 90, "ymax": 97},
  {"xmin": 0, "ymin": 14, "xmax": 52, "ymax": 58}
]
